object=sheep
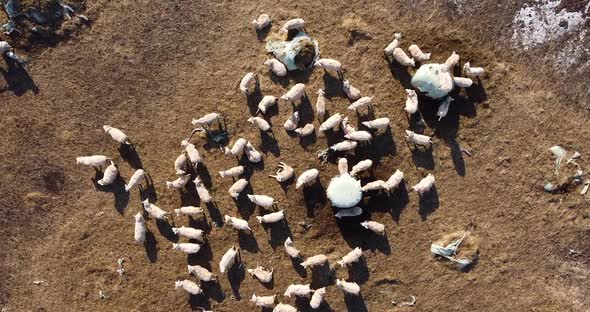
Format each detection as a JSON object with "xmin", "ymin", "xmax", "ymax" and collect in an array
[
  {"xmin": 412, "ymin": 173, "xmax": 435, "ymax": 195},
  {"xmin": 336, "ymin": 279, "xmax": 360, "ymax": 295},
  {"xmin": 125, "ymin": 169, "xmax": 146, "ymax": 192},
  {"xmin": 296, "ymin": 169, "xmax": 319, "ymax": 189},
  {"xmin": 310, "ymin": 287, "xmax": 326, "ymax": 309},
  {"xmin": 315, "ymin": 89, "xmax": 327, "ymax": 119},
  {"xmin": 269, "ymin": 162, "xmax": 294, "ymax": 182},
  {"xmin": 194, "ymin": 177, "xmax": 212, "ymax": 203},
  {"xmin": 172, "ymin": 226, "xmax": 205, "ymax": 241},
  {"xmin": 174, "ymin": 280, "xmax": 202, "ymax": 295},
  {"xmin": 257, "ymin": 95, "xmax": 278, "ymax": 114},
  {"xmin": 337, "ymin": 247, "xmax": 363, "ymax": 267},
  {"xmin": 252, "ymin": 14, "xmax": 270, "ymax": 30},
  {"xmin": 330, "ymin": 140, "xmax": 357, "ymax": 152},
  {"xmin": 166, "ymin": 174, "xmax": 191, "ymax": 189},
  {"xmin": 219, "ymin": 246, "xmax": 239, "ymax": 273},
  {"xmin": 228, "ymin": 178, "xmax": 248, "ymax": 199},
  {"xmin": 280, "ymin": 18, "xmax": 305, "ymax": 32},
  {"xmin": 174, "ymin": 152, "xmax": 189, "ymax": 175},
  {"xmin": 181, "ymin": 140, "xmax": 202, "ymax": 165},
  {"xmin": 103, "ymin": 125, "xmax": 131, "ymax": 145},
  {"xmin": 142, "ymin": 199, "xmax": 168, "ymax": 220},
  {"xmin": 294, "ymin": 123, "xmax": 315, "ymax": 137},
  {"xmin": 273, "ymin": 303, "xmax": 297, "ymax": 312},
  {"xmin": 445, "ymin": 51, "xmax": 460, "ymax": 69},
  {"xmin": 224, "ymin": 215, "xmax": 251, "ymax": 231},
  {"xmin": 453, "ymin": 77, "xmax": 473, "ymax": 88},
  {"xmin": 350, "ymin": 159, "xmax": 372, "ymax": 176},
  {"xmin": 174, "ymin": 206, "xmax": 203, "ymax": 217},
  {"xmin": 191, "ymin": 113, "xmax": 220, "ymax": 127},
  {"xmin": 405, "ymin": 89, "xmax": 418, "ymax": 114},
  {"xmin": 361, "ymin": 180, "xmax": 385, "ymax": 192},
  {"xmin": 341, "ymin": 117, "xmax": 357, "ymax": 135},
  {"xmin": 338, "ymin": 158, "xmax": 348, "ymax": 174},
  {"xmin": 342, "ymin": 80, "xmax": 361, "ymax": 100},
  {"xmin": 361, "ymin": 220, "xmax": 385, "ymax": 235},
  {"xmin": 219, "ymin": 165, "xmax": 244, "ymax": 178},
  {"xmin": 284, "ymin": 284, "xmax": 313, "ymax": 297},
  {"xmin": 247, "ymin": 265, "xmax": 273, "ymax": 283},
  {"xmin": 224, "ymin": 138, "xmax": 248, "ymax": 156},
  {"xmin": 97, "ymin": 161, "xmax": 118, "ymax": 186},
  {"xmin": 384, "ymin": 33, "xmax": 402, "ymax": 56},
  {"xmin": 239, "ymin": 72, "xmax": 257, "ymax": 94},
  {"xmin": 437, "ymin": 96, "xmax": 453, "ymax": 120},
  {"xmin": 284, "ymin": 237, "xmax": 300, "ymax": 258},
  {"xmin": 188, "ymin": 265, "xmax": 216, "ymax": 282},
  {"xmin": 335, "ymin": 206, "xmax": 362, "ymax": 218},
  {"xmin": 283, "ymin": 111, "xmax": 300, "ymax": 131},
  {"xmin": 256, "ymin": 210, "xmax": 285, "ymax": 224},
  {"xmin": 362, "ymin": 117, "xmax": 390, "ymax": 129},
  {"xmin": 348, "ymin": 96, "xmax": 374, "ymax": 112},
  {"xmin": 314, "ymin": 58, "xmax": 342, "ymax": 75},
  {"xmin": 281, "ymin": 83, "xmax": 306, "ymax": 103},
  {"xmin": 405, "ymin": 130, "xmax": 432, "ymax": 148},
  {"xmin": 76, "ymin": 155, "xmax": 110, "ymax": 167},
  {"xmin": 408, "ymin": 44, "xmax": 431, "ymax": 62},
  {"xmin": 247, "ymin": 116, "xmax": 271, "ymax": 131},
  {"xmin": 383, "ymin": 170, "xmax": 404, "ymax": 192},
  {"xmin": 301, "ymin": 254, "xmax": 328, "ymax": 269},
  {"xmin": 463, "ymin": 62, "xmax": 484, "ymax": 77},
  {"xmin": 245, "ymin": 141, "xmax": 262, "ymax": 163},
  {"xmin": 392, "ymin": 48, "xmax": 415, "ymax": 67},
  {"xmin": 319, "ymin": 113, "xmax": 343, "ymax": 132},
  {"xmin": 264, "ymin": 59, "xmax": 287, "ymax": 77},
  {"xmin": 247, "ymin": 194, "xmax": 276, "ymax": 208},
  {"xmin": 172, "ymin": 243, "xmax": 201, "ymax": 254},
  {"xmin": 250, "ymin": 294, "xmax": 276, "ymax": 308},
  {"xmin": 134, "ymin": 213, "xmax": 146, "ymax": 244}
]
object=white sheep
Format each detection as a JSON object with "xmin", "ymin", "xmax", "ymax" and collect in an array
[
  {"xmin": 269, "ymin": 162, "xmax": 294, "ymax": 182},
  {"xmin": 258, "ymin": 95, "xmax": 278, "ymax": 114},
  {"xmin": 296, "ymin": 169, "xmax": 319, "ymax": 189},
  {"xmin": 134, "ymin": 213, "xmax": 146, "ymax": 244},
  {"xmin": 463, "ymin": 62, "xmax": 484, "ymax": 77},
  {"xmin": 247, "ymin": 194, "xmax": 276, "ymax": 208},
  {"xmin": 350, "ymin": 159, "xmax": 372, "ymax": 176},
  {"xmin": 341, "ymin": 117, "xmax": 357, "ymax": 135},
  {"xmin": 280, "ymin": 18, "xmax": 305, "ymax": 32},
  {"xmin": 445, "ymin": 51, "xmax": 460, "ymax": 69},
  {"xmin": 265, "ymin": 59, "xmax": 287, "ymax": 77},
  {"xmin": 219, "ymin": 165, "xmax": 244, "ymax": 178},
  {"xmin": 76, "ymin": 155, "xmax": 110, "ymax": 167},
  {"xmin": 344, "ymin": 130, "xmax": 372, "ymax": 143},
  {"xmin": 310, "ymin": 287, "xmax": 326, "ymax": 309},
  {"xmin": 348, "ymin": 96, "xmax": 373, "ymax": 112},
  {"xmin": 252, "ymin": 14, "xmax": 270, "ymax": 30},
  {"xmin": 283, "ymin": 111, "xmax": 300, "ymax": 131},
  {"xmin": 412, "ymin": 173, "xmax": 435, "ymax": 195},
  {"xmin": 172, "ymin": 226, "xmax": 205, "ymax": 241},
  {"xmin": 228, "ymin": 178, "xmax": 248, "ymax": 199},
  {"xmin": 361, "ymin": 220, "xmax": 385, "ymax": 235},
  {"xmin": 250, "ymin": 294, "xmax": 276, "ymax": 308},
  {"xmin": 273, "ymin": 303, "xmax": 297, "ymax": 312},
  {"xmin": 125, "ymin": 169, "xmax": 146, "ymax": 192},
  {"xmin": 362, "ymin": 117, "xmax": 390, "ymax": 129},
  {"xmin": 181, "ymin": 140, "xmax": 202, "ymax": 165},
  {"xmin": 174, "ymin": 280, "xmax": 202, "ymax": 295},
  {"xmin": 188, "ymin": 265, "xmax": 216, "ymax": 282},
  {"xmin": 301, "ymin": 254, "xmax": 328, "ymax": 269},
  {"xmin": 330, "ymin": 140, "xmax": 357, "ymax": 152},
  {"xmin": 245, "ymin": 142, "xmax": 262, "ymax": 163},
  {"xmin": 408, "ymin": 44, "xmax": 431, "ymax": 62},
  {"xmin": 103, "ymin": 125, "xmax": 131, "ymax": 145},
  {"xmin": 224, "ymin": 138, "xmax": 248, "ymax": 156},
  {"xmin": 240, "ymin": 72, "xmax": 257, "ymax": 94},
  {"xmin": 224, "ymin": 215, "xmax": 251, "ymax": 231},
  {"xmin": 337, "ymin": 247, "xmax": 363, "ymax": 267},
  {"xmin": 336, "ymin": 279, "xmax": 360, "ymax": 295},
  {"xmin": 319, "ymin": 113, "xmax": 343, "ymax": 132},
  {"xmin": 342, "ymin": 79, "xmax": 361, "ymax": 100},
  {"xmin": 172, "ymin": 243, "xmax": 201, "ymax": 254},
  {"xmin": 316, "ymin": 89, "xmax": 327, "ymax": 119},
  {"xmin": 97, "ymin": 161, "xmax": 118, "ymax": 186},
  {"xmin": 405, "ymin": 130, "xmax": 432, "ymax": 148},
  {"xmin": 174, "ymin": 152, "xmax": 189, "ymax": 175},
  {"xmin": 361, "ymin": 180, "xmax": 385, "ymax": 192},
  {"xmin": 219, "ymin": 246, "xmax": 239, "ymax": 273},
  {"xmin": 247, "ymin": 265, "xmax": 273, "ymax": 283},
  {"xmin": 383, "ymin": 170, "xmax": 404, "ymax": 192},
  {"xmin": 247, "ymin": 116, "xmax": 271, "ymax": 131},
  {"xmin": 142, "ymin": 199, "xmax": 168, "ymax": 220},
  {"xmin": 284, "ymin": 237, "xmax": 300, "ymax": 258},
  {"xmin": 166, "ymin": 174, "xmax": 191, "ymax": 189},
  {"xmin": 392, "ymin": 48, "xmax": 415, "ymax": 67},
  {"xmin": 294, "ymin": 123, "xmax": 315, "ymax": 137},
  {"xmin": 256, "ymin": 210, "xmax": 285, "ymax": 224},
  {"xmin": 281, "ymin": 83, "xmax": 306, "ymax": 103},
  {"xmin": 453, "ymin": 77, "xmax": 473, "ymax": 88},
  {"xmin": 174, "ymin": 206, "xmax": 203, "ymax": 217},
  {"xmin": 338, "ymin": 158, "xmax": 349, "ymax": 174},
  {"xmin": 314, "ymin": 58, "xmax": 342, "ymax": 75},
  {"xmin": 194, "ymin": 177, "xmax": 212, "ymax": 203},
  {"xmin": 384, "ymin": 33, "xmax": 402, "ymax": 56},
  {"xmin": 405, "ymin": 89, "xmax": 418, "ymax": 114},
  {"xmin": 284, "ymin": 284, "xmax": 313, "ymax": 297},
  {"xmin": 191, "ymin": 112, "xmax": 220, "ymax": 127}
]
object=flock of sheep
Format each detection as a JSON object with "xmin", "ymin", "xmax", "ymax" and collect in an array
[{"xmin": 76, "ymin": 16, "xmax": 484, "ymax": 312}]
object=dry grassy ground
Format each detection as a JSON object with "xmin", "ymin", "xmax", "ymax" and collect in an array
[{"xmin": 1, "ymin": 1, "xmax": 589, "ymax": 311}]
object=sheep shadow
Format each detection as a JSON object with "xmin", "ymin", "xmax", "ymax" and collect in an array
[
  {"xmin": 260, "ymin": 130, "xmax": 281, "ymax": 157},
  {"xmin": 344, "ymin": 293, "xmax": 369, "ymax": 312},
  {"xmin": 187, "ymin": 241, "xmax": 214, "ymax": 267},
  {"xmin": 144, "ymin": 230, "xmax": 158, "ymax": 263},
  {"xmin": 195, "ymin": 163, "xmax": 213, "ymax": 188},
  {"xmin": 256, "ymin": 25, "xmax": 271, "ymax": 41},
  {"xmin": 418, "ymin": 185, "xmax": 439, "ymax": 221},
  {"xmin": 139, "ymin": 173, "xmax": 158, "ymax": 202},
  {"xmin": 465, "ymin": 81, "xmax": 488, "ymax": 103},
  {"xmin": 266, "ymin": 220, "xmax": 294, "ymax": 250},
  {"xmin": 322, "ymin": 73, "xmax": 345, "ymax": 98},
  {"xmin": 446, "ymin": 137, "xmax": 465, "ymax": 176},
  {"xmin": 201, "ymin": 279, "xmax": 225, "ymax": 303},
  {"xmin": 238, "ymin": 153, "xmax": 266, "ymax": 172},
  {"xmin": 206, "ymin": 201, "xmax": 224, "ymax": 228},
  {"xmin": 156, "ymin": 219, "xmax": 178, "ymax": 242},
  {"xmin": 234, "ymin": 183, "xmax": 256, "ymax": 219},
  {"xmin": 290, "ymin": 256, "xmax": 308, "ymax": 278},
  {"xmin": 238, "ymin": 230, "xmax": 260, "ymax": 253},
  {"xmin": 386, "ymin": 59, "xmax": 412, "ymax": 89},
  {"xmin": 347, "ymin": 260, "xmax": 370, "ymax": 285},
  {"xmin": 118, "ymin": 144, "xmax": 143, "ymax": 169},
  {"xmin": 228, "ymin": 262, "xmax": 246, "ymax": 300},
  {"xmin": 188, "ymin": 294, "xmax": 210, "ymax": 311},
  {"xmin": 297, "ymin": 94, "xmax": 315, "ymax": 125},
  {"xmin": 179, "ymin": 179, "xmax": 201, "ymax": 207},
  {"xmin": 371, "ymin": 127, "xmax": 397, "ymax": 160},
  {"xmin": 310, "ymin": 263, "xmax": 336, "ymax": 289},
  {"xmin": 410, "ymin": 145, "xmax": 435, "ymax": 170},
  {"xmin": 0, "ymin": 56, "xmax": 39, "ymax": 96},
  {"xmin": 298, "ymin": 131, "xmax": 317, "ymax": 150},
  {"xmin": 336, "ymin": 214, "xmax": 391, "ymax": 255},
  {"xmin": 92, "ymin": 173, "xmax": 130, "ymax": 214},
  {"xmin": 188, "ymin": 215, "xmax": 212, "ymax": 234},
  {"xmin": 302, "ymin": 180, "xmax": 327, "ymax": 217}
]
